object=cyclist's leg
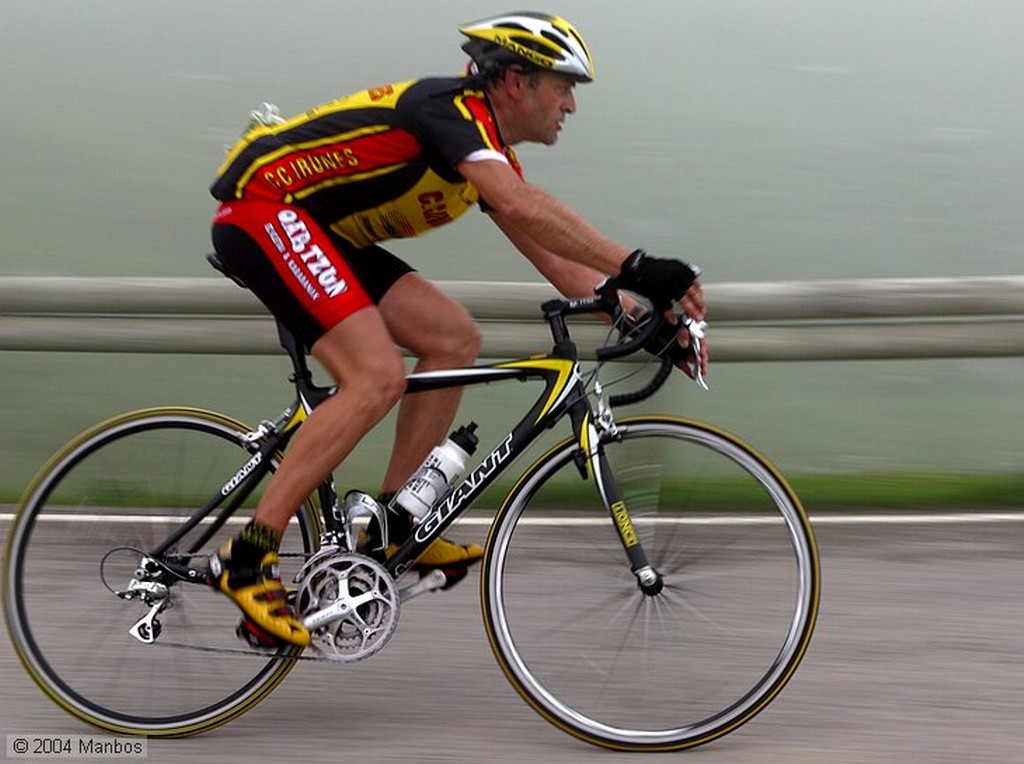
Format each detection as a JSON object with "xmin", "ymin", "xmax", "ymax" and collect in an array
[
  {"xmin": 208, "ymin": 201, "xmax": 406, "ymax": 644},
  {"xmin": 255, "ymin": 309, "xmax": 406, "ymax": 533},
  {"xmin": 211, "ymin": 204, "xmax": 407, "ymax": 528},
  {"xmin": 214, "ymin": 311, "xmax": 405, "ymax": 645},
  {"xmin": 339, "ymin": 247, "xmax": 484, "ymax": 568},
  {"xmin": 376, "ymin": 272, "xmax": 482, "ymax": 494}
]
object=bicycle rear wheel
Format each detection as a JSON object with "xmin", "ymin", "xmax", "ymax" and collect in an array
[
  {"xmin": 2, "ymin": 407, "xmax": 321, "ymax": 736},
  {"xmin": 482, "ymin": 416, "xmax": 819, "ymax": 751}
]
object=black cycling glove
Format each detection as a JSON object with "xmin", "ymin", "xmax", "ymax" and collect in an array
[{"xmin": 615, "ymin": 249, "xmax": 700, "ymax": 310}]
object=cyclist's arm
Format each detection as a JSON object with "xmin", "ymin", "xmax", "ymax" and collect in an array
[
  {"xmin": 461, "ymin": 159, "xmax": 705, "ymax": 316},
  {"xmin": 457, "ymin": 158, "xmax": 631, "ymax": 277},
  {"xmin": 461, "ymin": 157, "xmax": 708, "ymax": 377},
  {"xmin": 488, "ymin": 209, "xmax": 608, "ymax": 299},
  {"xmin": 497, "ymin": 212, "xmax": 709, "ymax": 378}
]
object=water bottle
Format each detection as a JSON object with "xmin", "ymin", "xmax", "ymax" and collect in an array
[{"xmin": 391, "ymin": 423, "xmax": 479, "ymax": 520}]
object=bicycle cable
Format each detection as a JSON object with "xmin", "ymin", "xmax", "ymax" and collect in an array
[{"xmin": 583, "ymin": 313, "xmax": 673, "ymax": 399}]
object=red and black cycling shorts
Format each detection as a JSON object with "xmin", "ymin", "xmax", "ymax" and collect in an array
[{"xmin": 211, "ymin": 200, "xmax": 413, "ymax": 348}]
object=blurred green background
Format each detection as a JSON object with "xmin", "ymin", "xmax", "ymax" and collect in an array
[{"xmin": 2, "ymin": 0, "xmax": 1022, "ymax": 507}]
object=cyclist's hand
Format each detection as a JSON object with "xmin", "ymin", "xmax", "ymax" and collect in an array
[
  {"xmin": 616, "ymin": 250, "xmax": 700, "ymax": 311},
  {"xmin": 676, "ymin": 277, "xmax": 706, "ymax": 324},
  {"xmin": 618, "ymin": 270, "xmax": 708, "ymax": 380},
  {"xmin": 622, "ymin": 303, "xmax": 708, "ymax": 383},
  {"xmin": 672, "ymin": 278, "xmax": 707, "ymax": 380}
]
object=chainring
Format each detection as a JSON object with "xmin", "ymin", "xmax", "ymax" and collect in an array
[{"xmin": 295, "ymin": 552, "xmax": 400, "ymax": 663}]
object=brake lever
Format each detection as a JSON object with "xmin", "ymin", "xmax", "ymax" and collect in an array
[{"xmin": 680, "ymin": 315, "xmax": 710, "ymax": 391}]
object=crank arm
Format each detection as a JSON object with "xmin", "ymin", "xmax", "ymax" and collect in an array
[{"xmin": 399, "ymin": 569, "xmax": 448, "ymax": 602}]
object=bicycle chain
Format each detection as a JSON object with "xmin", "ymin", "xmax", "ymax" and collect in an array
[{"xmin": 144, "ymin": 638, "xmax": 341, "ymax": 663}]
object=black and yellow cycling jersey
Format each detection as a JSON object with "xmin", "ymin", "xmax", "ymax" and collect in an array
[{"xmin": 211, "ymin": 77, "xmax": 522, "ymax": 249}]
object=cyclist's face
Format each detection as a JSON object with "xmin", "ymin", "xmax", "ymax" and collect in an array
[{"xmin": 515, "ymin": 71, "xmax": 577, "ymax": 145}]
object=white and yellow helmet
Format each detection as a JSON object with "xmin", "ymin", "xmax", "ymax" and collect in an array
[{"xmin": 459, "ymin": 11, "xmax": 594, "ymax": 82}]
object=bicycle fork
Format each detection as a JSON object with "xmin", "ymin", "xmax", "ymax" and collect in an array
[{"xmin": 576, "ymin": 397, "xmax": 664, "ymax": 596}]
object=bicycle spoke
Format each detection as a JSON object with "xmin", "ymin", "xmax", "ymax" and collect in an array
[
  {"xmin": 484, "ymin": 417, "xmax": 819, "ymax": 751},
  {"xmin": 4, "ymin": 410, "xmax": 319, "ymax": 735}
]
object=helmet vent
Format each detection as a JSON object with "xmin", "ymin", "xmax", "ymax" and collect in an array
[{"xmin": 541, "ymin": 30, "xmax": 570, "ymax": 59}]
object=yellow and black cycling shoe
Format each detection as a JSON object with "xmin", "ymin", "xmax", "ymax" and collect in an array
[
  {"xmin": 388, "ymin": 536, "xmax": 484, "ymax": 590},
  {"xmin": 388, "ymin": 536, "xmax": 483, "ymax": 567},
  {"xmin": 208, "ymin": 541, "xmax": 310, "ymax": 648},
  {"xmin": 359, "ymin": 506, "xmax": 483, "ymax": 589}
]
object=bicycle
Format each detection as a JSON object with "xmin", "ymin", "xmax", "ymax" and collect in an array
[{"xmin": 2, "ymin": 261, "xmax": 819, "ymax": 752}]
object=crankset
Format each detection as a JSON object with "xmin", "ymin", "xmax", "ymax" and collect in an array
[{"xmin": 295, "ymin": 551, "xmax": 401, "ymax": 663}]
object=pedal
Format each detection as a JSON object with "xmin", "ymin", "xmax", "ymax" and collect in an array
[
  {"xmin": 398, "ymin": 564, "xmax": 471, "ymax": 601},
  {"xmin": 425, "ymin": 564, "xmax": 470, "ymax": 591},
  {"xmin": 399, "ymin": 569, "xmax": 448, "ymax": 602}
]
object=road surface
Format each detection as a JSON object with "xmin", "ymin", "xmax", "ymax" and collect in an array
[{"xmin": 1, "ymin": 512, "xmax": 1021, "ymax": 763}]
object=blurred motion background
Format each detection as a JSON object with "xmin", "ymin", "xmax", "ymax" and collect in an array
[{"xmin": 2, "ymin": 0, "xmax": 1022, "ymax": 506}]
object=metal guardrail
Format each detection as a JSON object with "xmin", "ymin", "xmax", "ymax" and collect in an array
[{"xmin": 1, "ymin": 276, "xmax": 1022, "ymax": 361}]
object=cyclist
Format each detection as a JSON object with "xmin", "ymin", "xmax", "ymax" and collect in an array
[{"xmin": 207, "ymin": 11, "xmax": 707, "ymax": 647}]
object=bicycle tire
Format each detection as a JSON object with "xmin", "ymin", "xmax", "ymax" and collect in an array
[
  {"xmin": 2, "ymin": 407, "xmax": 322, "ymax": 736},
  {"xmin": 482, "ymin": 415, "xmax": 819, "ymax": 751}
]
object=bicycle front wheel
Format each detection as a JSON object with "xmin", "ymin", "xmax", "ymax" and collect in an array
[
  {"xmin": 3, "ymin": 407, "xmax": 321, "ymax": 736},
  {"xmin": 483, "ymin": 416, "xmax": 819, "ymax": 751}
]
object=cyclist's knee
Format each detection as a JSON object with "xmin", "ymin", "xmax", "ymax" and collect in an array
[
  {"xmin": 422, "ymin": 309, "xmax": 482, "ymax": 366},
  {"xmin": 352, "ymin": 352, "xmax": 406, "ymax": 412},
  {"xmin": 442, "ymin": 317, "xmax": 482, "ymax": 365},
  {"xmin": 381, "ymin": 277, "xmax": 482, "ymax": 366},
  {"xmin": 315, "ymin": 336, "xmax": 405, "ymax": 416}
]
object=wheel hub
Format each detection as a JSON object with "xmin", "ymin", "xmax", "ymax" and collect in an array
[{"xmin": 635, "ymin": 564, "xmax": 664, "ymax": 596}]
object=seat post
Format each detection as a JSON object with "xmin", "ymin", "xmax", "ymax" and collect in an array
[{"xmin": 275, "ymin": 320, "xmax": 313, "ymax": 385}]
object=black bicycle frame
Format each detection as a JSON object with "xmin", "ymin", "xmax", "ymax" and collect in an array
[{"xmin": 147, "ymin": 291, "xmax": 665, "ymax": 584}]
